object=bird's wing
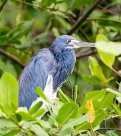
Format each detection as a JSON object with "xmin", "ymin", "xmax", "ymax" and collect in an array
[{"xmin": 19, "ymin": 48, "xmax": 56, "ymax": 109}]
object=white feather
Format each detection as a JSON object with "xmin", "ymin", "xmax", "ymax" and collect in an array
[
  {"xmin": 44, "ymin": 74, "xmax": 54, "ymax": 99},
  {"xmin": 30, "ymin": 75, "xmax": 57, "ymax": 108}
]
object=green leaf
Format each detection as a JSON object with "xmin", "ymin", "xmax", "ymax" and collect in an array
[
  {"xmin": 32, "ymin": 108, "xmax": 45, "ymax": 118},
  {"xmin": 56, "ymin": 103, "xmax": 78, "ymax": 126},
  {"xmin": 0, "ymin": 35, "xmax": 9, "ymax": 45},
  {"xmin": 58, "ymin": 127, "xmax": 74, "ymax": 136},
  {"xmin": 8, "ymin": 21, "xmax": 33, "ymax": 42},
  {"xmin": 89, "ymin": 57, "xmax": 107, "ymax": 83},
  {"xmin": 106, "ymin": 88, "xmax": 121, "ymax": 97},
  {"xmin": 0, "ymin": 58, "xmax": 17, "ymax": 77},
  {"xmin": 41, "ymin": 0, "xmax": 56, "ymax": 7},
  {"xmin": 96, "ymin": 39, "xmax": 121, "ymax": 67},
  {"xmin": 76, "ymin": 109, "xmax": 107, "ymax": 131},
  {"xmin": 16, "ymin": 107, "xmax": 34, "ymax": 121},
  {"xmin": 82, "ymin": 75, "xmax": 101, "ymax": 84},
  {"xmin": 96, "ymin": 34, "xmax": 109, "ymax": 42},
  {"xmin": 0, "ymin": 118, "xmax": 17, "ymax": 128},
  {"xmin": 29, "ymin": 101, "xmax": 43, "ymax": 115},
  {"xmin": 71, "ymin": 0, "xmax": 94, "ymax": 9},
  {"xmin": 95, "ymin": 33, "xmax": 117, "ymax": 68},
  {"xmin": 4, "ymin": 130, "xmax": 19, "ymax": 136},
  {"xmin": 83, "ymin": 89, "xmax": 106, "ymax": 107},
  {"xmin": 0, "ymin": 72, "xmax": 18, "ymax": 115},
  {"xmin": 92, "ymin": 109, "xmax": 107, "ymax": 128},
  {"xmin": 100, "ymin": 92, "xmax": 114, "ymax": 108},
  {"xmin": 20, "ymin": 121, "xmax": 35, "ymax": 129},
  {"xmin": 36, "ymin": 87, "xmax": 51, "ymax": 103},
  {"xmin": 111, "ymin": 104, "xmax": 121, "ymax": 115},
  {"xmin": 97, "ymin": 49, "xmax": 115, "ymax": 67},
  {"xmin": 50, "ymin": 100, "xmax": 63, "ymax": 116},
  {"xmin": 30, "ymin": 124, "xmax": 49, "ymax": 136},
  {"xmin": 39, "ymin": 120, "xmax": 51, "ymax": 130},
  {"xmin": 62, "ymin": 114, "xmax": 90, "ymax": 129},
  {"xmin": 96, "ymin": 41, "xmax": 121, "ymax": 56},
  {"xmin": 58, "ymin": 88, "xmax": 71, "ymax": 103}
]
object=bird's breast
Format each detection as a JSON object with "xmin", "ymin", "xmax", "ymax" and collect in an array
[
  {"xmin": 64, "ymin": 50, "xmax": 76, "ymax": 74},
  {"xmin": 52, "ymin": 50, "xmax": 76, "ymax": 90}
]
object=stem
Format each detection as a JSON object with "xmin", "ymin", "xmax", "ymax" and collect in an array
[
  {"xmin": 76, "ymin": 50, "xmax": 97, "ymax": 59},
  {"xmin": 0, "ymin": 49, "xmax": 25, "ymax": 68},
  {"xmin": 0, "ymin": 0, "xmax": 8, "ymax": 13},
  {"xmin": 110, "ymin": 67, "xmax": 121, "ymax": 78},
  {"xmin": 68, "ymin": 0, "xmax": 103, "ymax": 34},
  {"xmin": 86, "ymin": 17, "xmax": 121, "ymax": 24},
  {"xmin": 90, "ymin": 124, "xmax": 96, "ymax": 136},
  {"xmin": 9, "ymin": 118, "xmax": 35, "ymax": 135},
  {"xmin": 98, "ymin": 128, "xmax": 121, "ymax": 131}
]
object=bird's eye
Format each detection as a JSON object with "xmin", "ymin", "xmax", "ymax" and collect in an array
[{"xmin": 67, "ymin": 39, "xmax": 71, "ymax": 43}]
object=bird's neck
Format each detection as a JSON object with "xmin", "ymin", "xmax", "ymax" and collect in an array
[
  {"xmin": 49, "ymin": 47, "xmax": 76, "ymax": 73},
  {"xmin": 49, "ymin": 48, "xmax": 76, "ymax": 90}
]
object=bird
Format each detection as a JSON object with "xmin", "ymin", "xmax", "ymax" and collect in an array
[{"xmin": 19, "ymin": 35, "xmax": 95, "ymax": 109}]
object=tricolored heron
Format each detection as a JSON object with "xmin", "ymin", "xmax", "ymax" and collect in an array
[{"xmin": 19, "ymin": 35, "xmax": 95, "ymax": 109}]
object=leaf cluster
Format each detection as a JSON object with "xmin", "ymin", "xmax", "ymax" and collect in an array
[{"xmin": 0, "ymin": 72, "xmax": 121, "ymax": 135}]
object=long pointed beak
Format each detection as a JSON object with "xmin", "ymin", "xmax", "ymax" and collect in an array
[{"xmin": 68, "ymin": 40, "xmax": 95, "ymax": 48}]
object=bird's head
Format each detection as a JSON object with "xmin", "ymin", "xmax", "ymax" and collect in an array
[{"xmin": 50, "ymin": 35, "xmax": 95, "ymax": 52}]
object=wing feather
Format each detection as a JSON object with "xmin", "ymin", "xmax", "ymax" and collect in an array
[{"xmin": 19, "ymin": 48, "xmax": 56, "ymax": 109}]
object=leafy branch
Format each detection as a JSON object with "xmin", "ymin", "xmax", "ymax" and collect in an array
[
  {"xmin": 0, "ymin": 49, "xmax": 25, "ymax": 68},
  {"xmin": 0, "ymin": 0, "xmax": 8, "ymax": 13},
  {"xmin": 16, "ymin": 0, "xmax": 70, "ymax": 18},
  {"xmin": 67, "ymin": 0, "xmax": 103, "ymax": 34}
]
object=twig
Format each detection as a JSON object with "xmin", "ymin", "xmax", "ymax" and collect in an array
[
  {"xmin": 76, "ymin": 50, "xmax": 97, "ymax": 59},
  {"xmin": 104, "ymin": 119, "xmax": 112, "ymax": 136},
  {"xmin": 98, "ymin": 5, "xmax": 116, "ymax": 15},
  {"xmin": 98, "ymin": 128, "xmax": 121, "ymax": 131},
  {"xmin": 110, "ymin": 67, "xmax": 121, "ymax": 78},
  {"xmin": 0, "ymin": 0, "xmax": 8, "ymax": 13},
  {"xmin": 68, "ymin": 0, "xmax": 103, "ymax": 35},
  {"xmin": 87, "ymin": 17, "xmax": 121, "ymax": 24},
  {"xmin": 97, "ymin": 55, "xmax": 121, "ymax": 78},
  {"xmin": 9, "ymin": 118, "xmax": 36, "ymax": 135},
  {"xmin": 0, "ymin": 49, "xmax": 25, "ymax": 68},
  {"xmin": 90, "ymin": 123, "xmax": 96, "ymax": 136}
]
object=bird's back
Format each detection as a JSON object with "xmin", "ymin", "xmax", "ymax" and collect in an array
[{"xmin": 19, "ymin": 48, "xmax": 56, "ymax": 109}]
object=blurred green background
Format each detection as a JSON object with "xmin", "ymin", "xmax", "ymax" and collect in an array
[
  {"xmin": 0, "ymin": 0, "xmax": 121, "ymax": 134},
  {"xmin": 0, "ymin": 0, "xmax": 121, "ymax": 103}
]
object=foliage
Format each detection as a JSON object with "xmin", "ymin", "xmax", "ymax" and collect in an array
[
  {"xmin": 0, "ymin": 0, "xmax": 121, "ymax": 135},
  {"xmin": 0, "ymin": 72, "xmax": 121, "ymax": 136}
]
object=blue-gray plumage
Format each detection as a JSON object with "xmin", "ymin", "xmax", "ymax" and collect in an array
[{"xmin": 19, "ymin": 35, "xmax": 95, "ymax": 109}]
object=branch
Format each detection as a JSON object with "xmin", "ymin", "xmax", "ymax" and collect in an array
[
  {"xmin": 68, "ymin": 0, "xmax": 103, "ymax": 35},
  {"xmin": 98, "ymin": 128, "xmax": 121, "ymax": 131},
  {"xmin": 0, "ymin": 49, "xmax": 25, "ymax": 68},
  {"xmin": 98, "ymin": 5, "xmax": 117, "ymax": 15},
  {"xmin": 0, "ymin": 0, "xmax": 8, "ymax": 13},
  {"xmin": 86, "ymin": 17, "xmax": 121, "ymax": 24},
  {"xmin": 96, "ymin": 55, "xmax": 121, "ymax": 78},
  {"xmin": 110, "ymin": 67, "xmax": 121, "ymax": 78},
  {"xmin": 76, "ymin": 50, "xmax": 97, "ymax": 59}
]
